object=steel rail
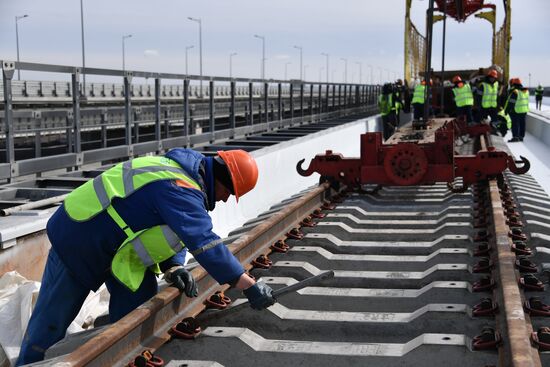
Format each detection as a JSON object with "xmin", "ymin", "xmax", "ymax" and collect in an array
[
  {"xmin": 481, "ymin": 134, "xmax": 541, "ymax": 367},
  {"xmin": 53, "ymin": 183, "xmax": 331, "ymax": 367}
]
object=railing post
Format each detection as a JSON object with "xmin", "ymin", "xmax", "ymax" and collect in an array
[
  {"xmin": 71, "ymin": 70, "xmax": 82, "ymax": 156},
  {"xmin": 209, "ymin": 80, "xmax": 215, "ymax": 140},
  {"xmin": 100, "ymin": 108, "xmax": 108, "ymax": 148},
  {"xmin": 290, "ymin": 83, "xmax": 294, "ymax": 121},
  {"xmin": 33, "ymin": 111, "xmax": 42, "ymax": 161},
  {"xmin": 300, "ymin": 82, "xmax": 304, "ymax": 123},
  {"xmin": 277, "ymin": 83, "xmax": 282, "ymax": 121},
  {"xmin": 263, "ymin": 82, "xmax": 269, "ymax": 123},
  {"xmin": 343, "ymin": 84, "xmax": 348, "ymax": 110},
  {"xmin": 154, "ymin": 78, "xmax": 161, "ymax": 142},
  {"xmin": 309, "ymin": 84, "xmax": 314, "ymax": 119},
  {"xmin": 183, "ymin": 79, "xmax": 190, "ymax": 138},
  {"xmin": 248, "ymin": 82, "xmax": 254, "ymax": 125},
  {"xmin": 332, "ymin": 84, "xmax": 336, "ymax": 112},
  {"xmin": 230, "ymin": 80, "xmax": 236, "ymax": 132},
  {"xmin": 123, "ymin": 72, "xmax": 133, "ymax": 147},
  {"xmin": 2, "ymin": 61, "xmax": 15, "ymax": 170},
  {"xmin": 338, "ymin": 84, "xmax": 342, "ymax": 112},
  {"xmin": 318, "ymin": 84, "xmax": 322, "ymax": 117}
]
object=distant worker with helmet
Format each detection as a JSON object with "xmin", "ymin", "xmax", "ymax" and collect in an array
[
  {"xmin": 411, "ymin": 79, "xmax": 431, "ymax": 121},
  {"xmin": 17, "ymin": 148, "xmax": 274, "ymax": 365},
  {"xmin": 505, "ymin": 78, "xmax": 530, "ymax": 142},
  {"xmin": 475, "ymin": 69, "xmax": 500, "ymax": 123},
  {"xmin": 535, "ymin": 84, "xmax": 544, "ymax": 110},
  {"xmin": 451, "ymin": 75, "xmax": 474, "ymax": 124},
  {"xmin": 378, "ymin": 83, "xmax": 399, "ymax": 140}
]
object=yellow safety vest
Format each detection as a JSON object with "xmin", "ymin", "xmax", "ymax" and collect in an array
[
  {"xmin": 378, "ymin": 94, "xmax": 395, "ymax": 116},
  {"xmin": 452, "ymin": 84, "xmax": 474, "ymax": 107},
  {"xmin": 412, "ymin": 85, "xmax": 426, "ymax": 104},
  {"xmin": 481, "ymin": 82, "xmax": 499, "ymax": 108},
  {"xmin": 64, "ymin": 156, "xmax": 202, "ymax": 291}
]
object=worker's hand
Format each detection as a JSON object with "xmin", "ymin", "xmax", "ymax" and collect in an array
[
  {"xmin": 164, "ymin": 266, "xmax": 198, "ymax": 297},
  {"xmin": 243, "ymin": 279, "xmax": 276, "ymax": 310}
]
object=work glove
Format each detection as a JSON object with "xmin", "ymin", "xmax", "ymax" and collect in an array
[
  {"xmin": 164, "ymin": 266, "xmax": 198, "ymax": 297},
  {"xmin": 243, "ymin": 279, "xmax": 276, "ymax": 310}
]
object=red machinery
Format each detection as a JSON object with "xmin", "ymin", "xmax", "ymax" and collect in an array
[
  {"xmin": 296, "ymin": 118, "xmax": 529, "ymax": 191},
  {"xmin": 434, "ymin": 0, "xmax": 495, "ymax": 22}
]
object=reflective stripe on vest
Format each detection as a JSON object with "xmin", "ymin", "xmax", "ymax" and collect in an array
[
  {"xmin": 412, "ymin": 85, "xmax": 425, "ymax": 104},
  {"xmin": 481, "ymin": 82, "xmax": 499, "ymax": 108},
  {"xmin": 514, "ymin": 90, "xmax": 530, "ymax": 113},
  {"xmin": 64, "ymin": 156, "xmax": 201, "ymax": 291},
  {"xmin": 452, "ymin": 84, "xmax": 474, "ymax": 107},
  {"xmin": 378, "ymin": 94, "xmax": 394, "ymax": 116}
]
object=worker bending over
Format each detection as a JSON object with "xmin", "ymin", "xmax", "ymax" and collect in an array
[
  {"xmin": 505, "ymin": 78, "xmax": 530, "ymax": 142},
  {"xmin": 17, "ymin": 149, "xmax": 275, "ymax": 365}
]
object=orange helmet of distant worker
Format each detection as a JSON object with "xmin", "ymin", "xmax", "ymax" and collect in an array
[
  {"xmin": 487, "ymin": 69, "xmax": 498, "ymax": 78},
  {"xmin": 452, "ymin": 75, "xmax": 462, "ymax": 84},
  {"xmin": 217, "ymin": 149, "xmax": 259, "ymax": 201},
  {"xmin": 421, "ymin": 79, "xmax": 433, "ymax": 86}
]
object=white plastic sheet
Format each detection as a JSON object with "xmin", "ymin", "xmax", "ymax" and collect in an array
[{"xmin": 0, "ymin": 271, "xmax": 108, "ymax": 367}]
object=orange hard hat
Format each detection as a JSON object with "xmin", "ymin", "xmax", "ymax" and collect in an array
[
  {"xmin": 452, "ymin": 75, "xmax": 462, "ymax": 84},
  {"xmin": 488, "ymin": 69, "xmax": 498, "ymax": 78},
  {"xmin": 217, "ymin": 149, "xmax": 259, "ymax": 201},
  {"xmin": 514, "ymin": 78, "xmax": 522, "ymax": 85}
]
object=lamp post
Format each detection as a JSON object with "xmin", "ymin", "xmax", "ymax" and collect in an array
[
  {"xmin": 79, "ymin": 0, "xmax": 86, "ymax": 93},
  {"xmin": 294, "ymin": 45, "xmax": 303, "ymax": 80},
  {"xmin": 340, "ymin": 58, "xmax": 348, "ymax": 83},
  {"xmin": 355, "ymin": 62, "xmax": 362, "ymax": 84},
  {"xmin": 321, "ymin": 52, "xmax": 329, "ymax": 83},
  {"xmin": 229, "ymin": 52, "xmax": 237, "ymax": 78},
  {"xmin": 185, "ymin": 45, "xmax": 194, "ymax": 75},
  {"xmin": 188, "ymin": 17, "xmax": 203, "ymax": 96},
  {"xmin": 15, "ymin": 14, "xmax": 29, "ymax": 81},
  {"xmin": 303, "ymin": 64, "xmax": 309, "ymax": 81},
  {"xmin": 253, "ymin": 34, "xmax": 266, "ymax": 79},
  {"xmin": 122, "ymin": 34, "xmax": 132, "ymax": 72},
  {"xmin": 285, "ymin": 62, "xmax": 291, "ymax": 80}
]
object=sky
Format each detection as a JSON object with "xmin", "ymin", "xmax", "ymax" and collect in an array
[{"xmin": 0, "ymin": 0, "xmax": 549, "ymax": 85}]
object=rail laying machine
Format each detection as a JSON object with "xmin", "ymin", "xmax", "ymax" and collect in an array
[{"xmin": 297, "ymin": 118, "xmax": 530, "ymax": 190}]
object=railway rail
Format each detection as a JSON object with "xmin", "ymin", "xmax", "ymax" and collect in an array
[{"xmin": 26, "ymin": 130, "xmax": 550, "ymax": 367}]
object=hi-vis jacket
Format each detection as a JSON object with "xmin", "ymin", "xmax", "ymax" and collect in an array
[{"xmin": 47, "ymin": 149, "xmax": 244, "ymax": 291}]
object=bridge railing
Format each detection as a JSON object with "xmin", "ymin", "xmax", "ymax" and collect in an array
[{"xmin": 1, "ymin": 60, "xmax": 380, "ymax": 182}]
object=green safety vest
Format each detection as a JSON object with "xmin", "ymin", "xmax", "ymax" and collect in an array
[
  {"xmin": 481, "ymin": 82, "xmax": 499, "ymax": 108},
  {"xmin": 498, "ymin": 110, "xmax": 512, "ymax": 129},
  {"xmin": 412, "ymin": 84, "xmax": 425, "ymax": 104},
  {"xmin": 452, "ymin": 84, "xmax": 474, "ymax": 107},
  {"xmin": 378, "ymin": 94, "xmax": 395, "ymax": 116},
  {"xmin": 64, "ymin": 156, "xmax": 202, "ymax": 291},
  {"xmin": 535, "ymin": 87, "xmax": 544, "ymax": 97},
  {"xmin": 505, "ymin": 89, "xmax": 530, "ymax": 114}
]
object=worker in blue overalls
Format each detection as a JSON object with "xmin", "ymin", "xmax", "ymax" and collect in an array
[{"xmin": 17, "ymin": 148, "xmax": 275, "ymax": 365}]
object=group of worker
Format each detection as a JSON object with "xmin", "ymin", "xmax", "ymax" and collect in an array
[
  {"xmin": 377, "ymin": 79, "xmax": 410, "ymax": 140},
  {"xmin": 448, "ymin": 69, "xmax": 530, "ymax": 142},
  {"xmin": 391, "ymin": 69, "xmax": 532, "ymax": 143}
]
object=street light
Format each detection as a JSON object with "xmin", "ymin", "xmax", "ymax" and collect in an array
[
  {"xmin": 285, "ymin": 62, "xmax": 291, "ymax": 80},
  {"xmin": 303, "ymin": 64, "xmax": 309, "ymax": 81},
  {"xmin": 188, "ymin": 17, "xmax": 203, "ymax": 96},
  {"xmin": 79, "ymin": 0, "xmax": 86, "ymax": 93},
  {"xmin": 253, "ymin": 34, "xmax": 266, "ymax": 79},
  {"xmin": 122, "ymin": 34, "xmax": 132, "ymax": 72},
  {"xmin": 294, "ymin": 45, "xmax": 303, "ymax": 80},
  {"xmin": 340, "ymin": 58, "xmax": 348, "ymax": 83},
  {"xmin": 355, "ymin": 62, "xmax": 363, "ymax": 84},
  {"xmin": 15, "ymin": 14, "xmax": 29, "ymax": 81},
  {"xmin": 229, "ymin": 52, "xmax": 237, "ymax": 78},
  {"xmin": 321, "ymin": 52, "xmax": 329, "ymax": 83},
  {"xmin": 185, "ymin": 45, "xmax": 194, "ymax": 75}
]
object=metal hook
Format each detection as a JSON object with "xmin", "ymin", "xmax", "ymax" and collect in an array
[
  {"xmin": 508, "ymin": 155, "xmax": 530, "ymax": 175},
  {"xmin": 296, "ymin": 158, "xmax": 314, "ymax": 176}
]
